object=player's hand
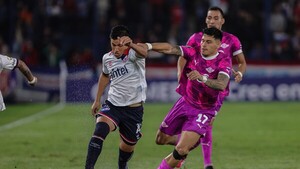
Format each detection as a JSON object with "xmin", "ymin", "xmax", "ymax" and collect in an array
[
  {"xmin": 91, "ymin": 101, "xmax": 101, "ymax": 116},
  {"xmin": 28, "ymin": 76, "xmax": 37, "ymax": 86},
  {"xmin": 187, "ymin": 70, "xmax": 201, "ymax": 81},
  {"xmin": 232, "ymin": 69, "xmax": 243, "ymax": 83},
  {"xmin": 118, "ymin": 36, "xmax": 132, "ymax": 47}
]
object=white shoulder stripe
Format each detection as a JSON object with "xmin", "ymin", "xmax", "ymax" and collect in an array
[
  {"xmin": 219, "ymin": 71, "xmax": 230, "ymax": 78},
  {"xmin": 233, "ymin": 49, "xmax": 243, "ymax": 56}
]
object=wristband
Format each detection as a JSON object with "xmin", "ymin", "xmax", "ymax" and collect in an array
[
  {"xmin": 237, "ymin": 71, "xmax": 243, "ymax": 78},
  {"xmin": 28, "ymin": 76, "xmax": 37, "ymax": 85},
  {"xmin": 202, "ymin": 76, "xmax": 208, "ymax": 83},
  {"xmin": 145, "ymin": 43, "xmax": 153, "ymax": 50},
  {"xmin": 197, "ymin": 76, "xmax": 208, "ymax": 83}
]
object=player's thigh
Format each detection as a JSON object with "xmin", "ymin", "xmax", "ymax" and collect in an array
[
  {"xmin": 119, "ymin": 106, "xmax": 144, "ymax": 145},
  {"xmin": 176, "ymin": 131, "xmax": 201, "ymax": 152},
  {"xmin": 96, "ymin": 115, "xmax": 116, "ymax": 131}
]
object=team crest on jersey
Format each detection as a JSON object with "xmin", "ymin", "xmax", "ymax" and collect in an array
[
  {"xmin": 108, "ymin": 61, "xmax": 112, "ymax": 67},
  {"xmin": 221, "ymin": 43, "xmax": 229, "ymax": 49},
  {"xmin": 206, "ymin": 67, "xmax": 214, "ymax": 73},
  {"xmin": 122, "ymin": 55, "xmax": 129, "ymax": 62}
]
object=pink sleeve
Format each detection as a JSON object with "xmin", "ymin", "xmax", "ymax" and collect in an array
[
  {"xmin": 219, "ymin": 56, "xmax": 232, "ymax": 77},
  {"xmin": 180, "ymin": 46, "xmax": 197, "ymax": 61},
  {"xmin": 186, "ymin": 32, "xmax": 202, "ymax": 48},
  {"xmin": 231, "ymin": 35, "xmax": 243, "ymax": 56}
]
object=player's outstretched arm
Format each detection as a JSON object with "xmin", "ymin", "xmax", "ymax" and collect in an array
[
  {"xmin": 177, "ymin": 56, "xmax": 187, "ymax": 81},
  {"xmin": 187, "ymin": 70, "xmax": 229, "ymax": 91},
  {"xmin": 119, "ymin": 36, "xmax": 148, "ymax": 58},
  {"xmin": 233, "ymin": 53, "xmax": 247, "ymax": 83},
  {"xmin": 148, "ymin": 43, "xmax": 182, "ymax": 56},
  {"xmin": 203, "ymin": 73, "xmax": 230, "ymax": 91},
  {"xmin": 91, "ymin": 73, "xmax": 110, "ymax": 116},
  {"xmin": 16, "ymin": 59, "xmax": 37, "ymax": 86}
]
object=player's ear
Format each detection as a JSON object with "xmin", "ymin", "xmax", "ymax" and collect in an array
[
  {"xmin": 216, "ymin": 40, "xmax": 221, "ymax": 48},
  {"xmin": 221, "ymin": 18, "xmax": 225, "ymax": 25}
]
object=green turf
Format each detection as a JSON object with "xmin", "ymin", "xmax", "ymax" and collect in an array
[{"xmin": 0, "ymin": 102, "xmax": 299, "ymax": 169}]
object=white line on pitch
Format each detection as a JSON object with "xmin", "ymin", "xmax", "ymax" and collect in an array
[{"xmin": 0, "ymin": 103, "xmax": 65, "ymax": 132}]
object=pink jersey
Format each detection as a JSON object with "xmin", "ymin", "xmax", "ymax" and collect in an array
[
  {"xmin": 176, "ymin": 46, "xmax": 232, "ymax": 111},
  {"xmin": 186, "ymin": 31, "xmax": 242, "ymax": 97}
]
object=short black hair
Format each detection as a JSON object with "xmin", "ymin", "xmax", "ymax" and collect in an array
[
  {"xmin": 203, "ymin": 27, "xmax": 223, "ymax": 40},
  {"xmin": 208, "ymin": 6, "xmax": 225, "ymax": 18},
  {"xmin": 110, "ymin": 25, "xmax": 130, "ymax": 39}
]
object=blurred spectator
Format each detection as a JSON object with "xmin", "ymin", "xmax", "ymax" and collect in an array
[
  {"xmin": 0, "ymin": 0, "xmax": 299, "ymax": 67},
  {"xmin": 294, "ymin": 0, "xmax": 300, "ymax": 30},
  {"xmin": 20, "ymin": 40, "xmax": 39, "ymax": 66},
  {"xmin": 42, "ymin": 42, "xmax": 62, "ymax": 68}
]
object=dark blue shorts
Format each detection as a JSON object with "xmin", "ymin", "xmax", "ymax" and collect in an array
[{"xmin": 97, "ymin": 100, "xmax": 144, "ymax": 145}]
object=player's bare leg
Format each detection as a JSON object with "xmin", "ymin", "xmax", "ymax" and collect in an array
[
  {"xmin": 157, "ymin": 131, "xmax": 201, "ymax": 169},
  {"xmin": 155, "ymin": 130, "xmax": 178, "ymax": 145}
]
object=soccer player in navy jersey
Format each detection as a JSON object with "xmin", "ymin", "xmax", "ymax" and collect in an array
[
  {"xmin": 147, "ymin": 27, "xmax": 232, "ymax": 169},
  {"xmin": 174, "ymin": 7, "xmax": 247, "ymax": 169},
  {"xmin": 0, "ymin": 54, "xmax": 37, "ymax": 111},
  {"xmin": 85, "ymin": 25, "xmax": 149, "ymax": 169}
]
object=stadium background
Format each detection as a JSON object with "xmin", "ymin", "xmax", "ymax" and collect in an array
[
  {"xmin": 0, "ymin": 0, "xmax": 300, "ymax": 103},
  {"xmin": 0, "ymin": 1, "xmax": 300, "ymax": 169}
]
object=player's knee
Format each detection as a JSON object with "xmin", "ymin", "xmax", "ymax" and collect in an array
[
  {"xmin": 93, "ymin": 122, "xmax": 110, "ymax": 140},
  {"xmin": 190, "ymin": 139, "xmax": 201, "ymax": 151},
  {"xmin": 175, "ymin": 145, "xmax": 190, "ymax": 156},
  {"xmin": 155, "ymin": 132, "xmax": 168, "ymax": 145},
  {"xmin": 172, "ymin": 148, "xmax": 187, "ymax": 160}
]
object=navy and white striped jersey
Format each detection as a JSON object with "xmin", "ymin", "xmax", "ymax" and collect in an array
[
  {"xmin": 0, "ymin": 54, "xmax": 18, "ymax": 111},
  {"xmin": 102, "ymin": 49, "xmax": 147, "ymax": 106}
]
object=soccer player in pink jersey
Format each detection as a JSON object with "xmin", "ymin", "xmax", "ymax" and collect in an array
[
  {"xmin": 177, "ymin": 7, "xmax": 247, "ymax": 169},
  {"xmin": 147, "ymin": 27, "xmax": 232, "ymax": 169}
]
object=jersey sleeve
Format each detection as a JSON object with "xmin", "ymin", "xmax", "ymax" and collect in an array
[
  {"xmin": 128, "ymin": 49, "xmax": 145, "ymax": 64},
  {"xmin": 0, "ymin": 54, "xmax": 17, "ymax": 70},
  {"xmin": 231, "ymin": 35, "xmax": 243, "ymax": 56},
  {"xmin": 102, "ymin": 54, "xmax": 109, "ymax": 74},
  {"xmin": 186, "ymin": 32, "xmax": 202, "ymax": 48},
  {"xmin": 180, "ymin": 46, "xmax": 197, "ymax": 61},
  {"xmin": 218, "ymin": 56, "xmax": 232, "ymax": 78}
]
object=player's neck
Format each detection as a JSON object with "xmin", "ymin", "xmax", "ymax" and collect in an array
[{"xmin": 202, "ymin": 52, "xmax": 219, "ymax": 60}]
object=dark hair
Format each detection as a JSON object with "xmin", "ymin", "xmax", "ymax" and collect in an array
[
  {"xmin": 208, "ymin": 6, "xmax": 225, "ymax": 18},
  {"xmin": 203, "ymin": 27, "xmax": 223, "ymax": 40},
  {"xmin": 110, "ymin": 25, "xmax": 130, "ymax": 39}
]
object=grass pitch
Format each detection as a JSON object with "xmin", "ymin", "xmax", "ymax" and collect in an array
[{"xmin": 0, "ymin": 102, "xmax": 299, "ymax": 169}]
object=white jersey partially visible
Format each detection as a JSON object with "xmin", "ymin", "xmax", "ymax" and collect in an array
[
  {"xmin": 0, "ymin": 54, "xmax": 18, "ymax": 111},
  {"xmin": 102, "ymin": 49, "xmax": 147, "ymax": 106}
]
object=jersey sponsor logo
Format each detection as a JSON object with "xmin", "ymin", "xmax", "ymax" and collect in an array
[
  {"xmin": 205, "ymin": 67, "xmax": 214, "ymax": 73},
  {"xmin": 201, "ymin": 141, "xmax": 211, "ymax": 146},
  {"xmin": 221, "ymin": 43, "xmax": 229, "ymax": 49},
  {"xmin": 197, "ymin": 123, "xmax": 203, "ymax": 129},
  {"xmin": 194, "ymin": 59, "xmax": 199, "ymax": 65},
  {"xmin": 108, "ymin": 61, "xmax": 112, "ymax": 67},
  {"xmin": 110, "ymin": 65, "xmax": 129, "ymax": 80}
]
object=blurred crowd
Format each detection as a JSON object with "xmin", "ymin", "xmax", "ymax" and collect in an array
[{"xmin": 0, "ymin": 0, "xmax": 299, "ymax": 70}]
